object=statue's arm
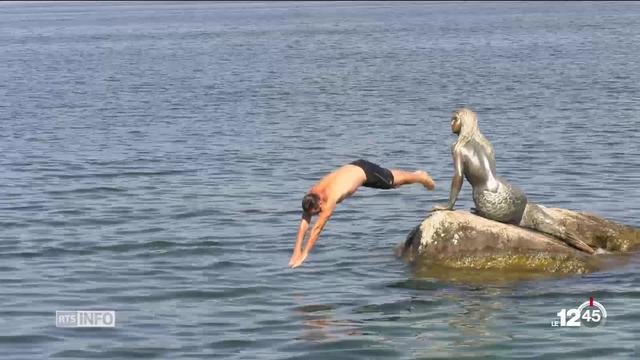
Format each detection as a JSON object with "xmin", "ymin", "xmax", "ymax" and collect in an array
[
  {"xmin": 446, "ymin": 151, "xmax": 464, "ymax": 209},
  {"xmin": 434, "ymin": 150, "xmax": 464, "ymax": 211}
]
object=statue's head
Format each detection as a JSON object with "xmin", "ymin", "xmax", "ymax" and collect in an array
[
  {"xmin": 451, "ymin": 107, "xmax": 493, "ymax": 156},
  {"xmin": 451, "ymin": 107, "xmax": 478, "ymax": 137}
]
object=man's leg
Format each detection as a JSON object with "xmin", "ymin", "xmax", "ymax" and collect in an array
[{"xmin": 391, "ymin": 169, "xmax": 435, "ymax": 190}]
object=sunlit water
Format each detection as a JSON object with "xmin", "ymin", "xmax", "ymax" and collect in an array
[{"xmin": 1, "ymin": 2, "xmax": 639, "ymax": 359}]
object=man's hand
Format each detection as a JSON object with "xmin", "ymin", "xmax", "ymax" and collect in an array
[
  {"xmin": 289, "ymin": 251, "xmax": 308, "ymax": 269},
  {"xmin": 288, "ymin": 250, "xmax": 302, "ymax": 267},
  {"xmin": 431, "ymin": 204, "xmax": 451, "ymax": 212},
  {"xmin": 289, "ymin": 212, "xmax": 311, "ymax": 267}
]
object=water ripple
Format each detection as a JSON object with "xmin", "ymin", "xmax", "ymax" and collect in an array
[{"xmin": 1, "ymin": 2, "xmax": 639, "ymax": 359}]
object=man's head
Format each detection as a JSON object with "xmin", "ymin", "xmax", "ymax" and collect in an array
[{"xmin": 302, "ymin": 193, "xmax": 321, "ymax": 214}]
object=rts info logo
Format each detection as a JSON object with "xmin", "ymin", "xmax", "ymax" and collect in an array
[{"xmin": 551, "ymin": 297, "xmax": 607, "ymax": 328}]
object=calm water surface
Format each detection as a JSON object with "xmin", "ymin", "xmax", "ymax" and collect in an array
[{"xmin": 1, "ymin": 1, "xmax": 639, "ymax": 359}]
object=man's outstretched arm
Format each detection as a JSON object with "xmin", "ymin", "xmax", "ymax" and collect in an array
[
  {"xmin": 290, "ymin": 205, "xmax": 334, "ymax": 268},
  {"xmin": 288, "ymin": 212, "xmax": 311, "ymax": 267}
]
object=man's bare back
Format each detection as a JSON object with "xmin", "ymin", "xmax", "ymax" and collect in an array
[
  {"xmin": 308, "ymin": 164, "xmax": 366, "ymax": 206},
  {"xmin": 289, "ymin": 159, "xmax": 435, "ymax": 268}
]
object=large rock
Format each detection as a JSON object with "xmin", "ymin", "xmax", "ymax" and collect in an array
[{"xmin": 399, "ymin": 209, "xmax": 640, "ymax": 276}]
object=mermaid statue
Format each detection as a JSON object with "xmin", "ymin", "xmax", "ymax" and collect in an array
[{"xmin": 432, "ymin": 107, "xmax": 595, "ymax": 254}]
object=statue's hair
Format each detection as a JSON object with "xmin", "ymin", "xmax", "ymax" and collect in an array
[{"xmin": 452, "ymin": 107, "xmax": 494, "ymax": 157}]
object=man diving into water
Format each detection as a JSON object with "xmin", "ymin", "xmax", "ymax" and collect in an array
[{"xmin": 289, "ymin": 159, "xmax": 435, "ymax": 268}]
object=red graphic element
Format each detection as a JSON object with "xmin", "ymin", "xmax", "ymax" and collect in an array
[{"xmin": 589, "ymin": 297, "xmax": 594, "ymax": 307}]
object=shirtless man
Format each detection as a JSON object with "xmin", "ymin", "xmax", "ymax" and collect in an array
[{"xmin": 289, "ymin": 159, "xmax": 435, "ymax": 268}]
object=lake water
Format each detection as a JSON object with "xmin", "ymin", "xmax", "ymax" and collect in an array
[{"xmin": 1, "ymin": 1, "xmax": 639, "ymax": 359}]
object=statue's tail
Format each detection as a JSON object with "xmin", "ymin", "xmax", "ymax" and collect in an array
[{"xmin": 520, "ymin": 203, "xmax": 595, "ymax": 254}]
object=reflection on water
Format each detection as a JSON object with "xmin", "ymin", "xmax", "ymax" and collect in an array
[
  {"xmin": 1, "ymin": 1, "xmax": 639, "ymax": 359},
  {"xmin": 293, "ymin": 299, "xmax": 362, "ymax": 343},
  {"xmin": 412, "ymin": 262, "xmax": 569, "ymax": 284},
  {"xmin": 449, "ymin": 294, "xmax": 503, "ymax": 338},
  {"xmin": 410, "ymin": 251, "xmax": 639, "ymax": 285}
]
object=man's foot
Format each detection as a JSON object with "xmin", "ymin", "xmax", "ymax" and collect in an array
[{"xmin": 416, "ymin": 171, "xmax": 435, "ymax": 190}]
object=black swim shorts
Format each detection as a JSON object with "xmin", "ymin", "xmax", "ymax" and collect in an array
[{"xmin": 350, "ymin": 159, "xmax": 395, "ymax": 189}]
